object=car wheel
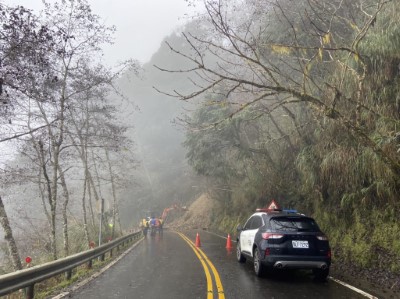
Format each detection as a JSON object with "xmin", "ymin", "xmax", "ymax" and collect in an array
[
  {"xmin": 313, "ymin": 268, "xmax": 329, "ymax": 281},
  {"xmin": 236, "ymin": 241, "xmax": 246, "ymax": 263},
  {"xmin": 253, "ymin": 247, "xmax": 264, "ymax": 277}
]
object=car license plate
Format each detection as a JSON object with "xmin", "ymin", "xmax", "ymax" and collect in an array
[{"xmin": 292, "ymin": 240, "xmax": 309, "ymax": 248}]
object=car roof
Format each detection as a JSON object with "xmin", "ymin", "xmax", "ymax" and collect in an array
[
  {"xmin": 252, "ymin": 211, "xmax": 309, "ymax": 218},
  {"xmin": 250, "ymin": 212, "xmax": 268, "ymax": 217}
]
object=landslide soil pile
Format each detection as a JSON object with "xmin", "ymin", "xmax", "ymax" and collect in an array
[{"xmin": 168, "ymin": 193, "xmax": 216, "ymax": 230}]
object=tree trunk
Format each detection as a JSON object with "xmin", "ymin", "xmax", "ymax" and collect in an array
[
  {"xmin": 38, "ymin": 170, "xmax": 52, "ymax": 229},
  {"xmin": 0, "ymin": 195, "xmax": 23, "ymax": 271},
  {"xmin": 105, "ymin": 149, "xmax": 117, "ymax": 238},
  {"xmin": 87, "ymin": 172, "xmax": 96, "ymax": 228},
  {"xmin": 38, "ymin": 140, "xmax": 57, "ymax": 260},
  {"xmin": 58, "ymin": 165, "xmax": 70, "ymax": 257},
  {"xmin": 27, "ymin": 116, "xmax": 53, "ymax": 252},
  {"xmin": 81, "ymin": 173, "xmax": 90, "ymax": 248},
  {"xmin": 115, "ymin": 204, "xmax": 123, "ymax": 235},
  {"xmin": 92, "ymin": 151, "xmax": 108, "ymax": 234}
]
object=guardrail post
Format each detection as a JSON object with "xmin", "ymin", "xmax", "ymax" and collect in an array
[
  {"xmin": 110, "ymin": 248, "xmax": 113, "ymax": 258},
  {"xmin": 65, "ymin": 269, "xmax": 72, "ymax": 280},
  {"xmin": 87, "ymin": 259, "xmax": 92, "ymax": 269},
  {"xmin": 25, "ymin": 284, "xmax": 34, "ymax": 299},
  {"xmin": 100, "ymin": 253, "xmax": 105, "ymax": 261}
]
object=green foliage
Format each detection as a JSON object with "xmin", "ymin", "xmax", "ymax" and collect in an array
[
  {"xmin": 215, "ymin": 214, "xmax": 244, "ymax": 235},
  {"xmin": 312, "ymin": 203, "xmax": 400, "ymax": 272},
  {"xmin": 359, "ymin": 2, "xmax": 400, "ymax": 59},
  {"xmin": 182, "ymin": 0, "xmax": 400, "ymax": 278},
  {"xmin": 184, "ymin": 101, "xmax": 240, "ymax": 180}
]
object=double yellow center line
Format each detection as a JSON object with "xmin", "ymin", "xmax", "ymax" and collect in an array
[{"xmin": 177, "ymin": 232, "xmax": 225, "ymax": 299}]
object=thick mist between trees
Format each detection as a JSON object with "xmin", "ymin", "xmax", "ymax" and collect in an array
[
  {"xmin": 0, "ymin": 1, "xmax": 203, "ymax": 271},
  {"xmin": 1, "ymin": 1, "xmax": 400, "ymax": 292},
  {"xmin": 115, "ymin": 30, "xmax": 205, "ymax": 226}
]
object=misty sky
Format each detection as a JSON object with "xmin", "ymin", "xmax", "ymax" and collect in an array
[
  {"xmin": 0, "ymin": 0, "xmax": 199, "ymax": 164},
  {"xmin": 4, "ymin": 0, "xmax": 197, "ymax": 65}
]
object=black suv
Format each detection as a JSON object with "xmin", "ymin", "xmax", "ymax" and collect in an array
[{"xmin": 236, "ymin": 209, "xmax": 331, "ymax": 280}]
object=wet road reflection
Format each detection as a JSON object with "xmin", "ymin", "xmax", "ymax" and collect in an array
[
  {"xmin": 193, "ymin": 229, "xmax": 374, "ymax": 299},
  {"xmin": 69, "ymin": 229, "xmax": 376, "ymax": 299},
  {"xmin": 70, "ymin": 230, "xmax": 205, "ymax": 299}
]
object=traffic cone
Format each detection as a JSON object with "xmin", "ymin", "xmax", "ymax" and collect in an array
[
  {"xmin": 226, "ymin": 234, "xmax": 232, "ymax": 249},
  {"xmin": 195, "ymin": 233, "xmax": 201, "ymax": 247}
]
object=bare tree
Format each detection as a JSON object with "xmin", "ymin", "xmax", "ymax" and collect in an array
[
  {"xmin": 157, "ymin": 0, "xmax": 400, "ymax": 177},
  {"xmin": 0, "ymin": 3, "xmax": 56, "ymax": 270},
  {"xmin": 0, "ymin": 195, "xmax": 22, "ymax": 271},
  {"xmin": 0, "ymin": 0, "xmax": 139, "ymax": 270}
]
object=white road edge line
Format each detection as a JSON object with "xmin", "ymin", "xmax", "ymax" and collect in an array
[
  {"xmin": 200, "ymin": 229, "xmax": 379, "ymax": 299},
  {"xmin": 329, "ymin": 276, "xmax": 379, "ymax": 299},
  {"xmin": 51, "ymin": 236, "xmax": 144, "ymax": 299},
  {"xmin": 200, "ymin": 229, "xmax": 237, "ymax": 242}
]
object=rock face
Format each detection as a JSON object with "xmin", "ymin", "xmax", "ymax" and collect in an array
[{"xmin": 169, "ymin": 193, "xmax": 216, "ymax": 230}]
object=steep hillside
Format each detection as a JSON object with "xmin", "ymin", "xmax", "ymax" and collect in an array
[{"xmin": 168, "ymin": 193, "xmax": 217, "ymax": 230}]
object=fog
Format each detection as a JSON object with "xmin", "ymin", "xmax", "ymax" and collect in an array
[
  {"xmin": 4, "ymin": 0, "xmax": 197, "ymax": 65},
  {"xmin": 116, "ymin": 30, "xmax": 202, "ymax": 225},
  {"xmin": 0, "ymin": 0, "xmax": 202, "ymax": 264}
]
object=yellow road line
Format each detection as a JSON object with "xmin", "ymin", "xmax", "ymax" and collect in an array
[
  {"xmin": 196, "ymin": 244, "xmax": 225, "ymax": 299},
  {"xmin": 177, "ymin": 232, "xmax": 225, "ymax": 299},
  {"xmin": 177, "ymin": 232, "xmax": 213, "ymax": 299}
]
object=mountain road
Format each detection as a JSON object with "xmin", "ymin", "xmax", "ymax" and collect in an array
[{"xmin": 67, "ymin": 229, "xmax": 376, "ymax": 299}]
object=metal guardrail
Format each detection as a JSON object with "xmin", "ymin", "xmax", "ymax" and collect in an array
[{"xmin": 0, "ymin": 231, "xmax": 142, "ymax": 298}]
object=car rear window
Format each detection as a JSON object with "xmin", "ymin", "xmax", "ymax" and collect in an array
[{"xmin": 267, "ymin": 216, "xmax": 320, "ymax": 232}]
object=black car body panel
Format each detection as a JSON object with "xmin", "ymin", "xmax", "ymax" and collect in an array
[{"xmin": 237, "ymin": 210, "xmax": 331, "ymax": 277}]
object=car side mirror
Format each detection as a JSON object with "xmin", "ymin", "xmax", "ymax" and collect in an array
[{"xmin": 237, "ymin": 225, "xmax": 244, "ymax": 231}]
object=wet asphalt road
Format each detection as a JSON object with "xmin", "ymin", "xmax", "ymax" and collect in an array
[{"xmin": 69, "ymin": 229, "xmax": 374, "ymax": 299}]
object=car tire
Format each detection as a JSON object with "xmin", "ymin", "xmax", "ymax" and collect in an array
[
  {"xmin": 313, "ymin": 268, "xmax": 329, "ymax": 281},
  {"xmin": 253, "ymin": 247, "xmax": 264, "ymax": 277},
  {"xmin": 236, "ymin": 241, "xmax": 246, "ymax": 263}
]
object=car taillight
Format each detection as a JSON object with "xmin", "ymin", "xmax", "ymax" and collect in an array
[
  {"xmin": 265, "ymin": 248, "xmax": 271, "ymax": 256},
  {"xmin": 262, "ymin": 233, "xmax": 284, "ymax": 240},
  {"xmin": 327, "ymin": 249, "xmax": 332, "ymax": 258},
  {"xmin": 317, "ymin": 235, "xmax": 328, "ymax": 241}
]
